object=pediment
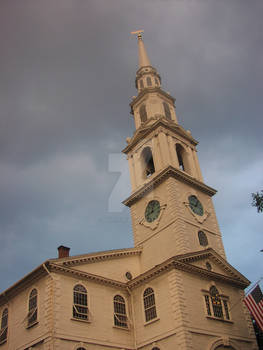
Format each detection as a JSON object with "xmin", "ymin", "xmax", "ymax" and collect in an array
[
  {"xmin": 122, "ymin": 118, "xmax": 198, "ymax": 154},
  {"xmin": 175, "ymin": 248, "xmax": 250, "ymax": 286}
]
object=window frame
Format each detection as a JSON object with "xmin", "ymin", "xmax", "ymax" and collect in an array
[
  {"xmin": 143, "ymin": 287, "xmax": 158, "ymax": 323},
  {"xmin": 72, "ymin": 284, "xmax": 89, "ymax": 322},
  {"xmin": 27, "ymin": 288, "xmax": 38, "ymax": 328},
  {"xmin": 139, "ymin": 104, "xmax": 147, "ymax": 123},
  {"xmin": 113, "ymin": 295, "xmax": 128, "ymax": 329},
  {"xmin": 163, "ymin": 102, "xmax": 172, "ymax": 120},
  {"xmin": 146, "ymin": 76, "xmax": 152, "ymax": 87},
  {"xmin": 0, "ymin": 308, "xmax": 8, "ymax": 344},
  {"xmin": 203, "ymin": 286, "xmax": 231, "ymax": 322},
  {"xmin": 198, "ymin": 230, "xmax": 208, "ymax": 247}
]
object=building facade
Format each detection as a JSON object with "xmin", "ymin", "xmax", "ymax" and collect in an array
[{"xmin": 0, "ymin": 33, "xmax": 257, "ymax": 350}]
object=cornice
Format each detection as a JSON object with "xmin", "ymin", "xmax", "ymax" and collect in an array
[
  {"xmin": 176, "ymin": 248, "xmax": 249, "ymax": 284},
  {"xmin": 127, "ymin": 249, "xmax": 250, "ymax": 290},
  {"xmin": 122, "ymin": 119, "xmax": 198, "ymax": 154},
  {"xmin": 123, "ymin": 165, "xmax": 217, "ymax": 207},
  {"xmin": 49, "ymin": 263, "xmax": 127, "ymax": 289},
  {"xmin": 51, "ymin": 247, "xmax": 142, "ymax": 267},
  {"xmin": 0, "ymin": 248, "xmax": 250, "ymax": 305},
  {"xmin": 130, "ymin": 87, "xmax": 175, "ymax": 111},
  {"xmin": 0, "ymin": 263, "xmax": 48, "ymax": 306}
]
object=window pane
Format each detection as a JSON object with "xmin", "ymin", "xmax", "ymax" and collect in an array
[
  {"xmin": 205, "ymin": 295, "xmax": 211, "ymax": 316},
  {"xmin": 143, "ymin": 288, "xmax": 157, "ymax": 322},
  {"xmin": 146, "ymin": 77, "xmax": 152, "ymax": 86},
  {"xmin": 198, "ymin": 231, "xmax": 208, "ymax": 246},
  {"xmin": 28, "ymin": 289, "xmax": 38, "ymax": 326},
  {"xmin": 0, "ymin": 308, "xmax": 8, "ymax": 343},
  {"xmin": 73, "ymin": 285, "xmax": 88, "ymax": 320},
  {"xmin": 114, "ymin": 295, "xmax": 127, "ymax": 328},
  {"xmin": 223, "ymin": 300, "xmax": 230, "ymax": 320},
  {"xmin": 210, "ymin": 287, "xmax": 223, "ymax": 318}
]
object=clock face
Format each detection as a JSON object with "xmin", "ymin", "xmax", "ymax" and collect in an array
[
  {"xmin": 188, "ymin": 195, "xmax": 204, "ymax": 216},
  {"xmin": 145, "ymin": 200, "xmax": 161, "ymax": 223}
]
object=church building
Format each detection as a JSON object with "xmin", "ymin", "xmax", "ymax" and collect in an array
[{"xmin": 0, "ymin": 32, "xmax": 257, "ymax": 350}]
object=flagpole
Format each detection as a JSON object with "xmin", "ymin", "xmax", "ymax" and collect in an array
[{"xmin": 245, "ymin": 277, "xmax": 263, "ymax": 296}]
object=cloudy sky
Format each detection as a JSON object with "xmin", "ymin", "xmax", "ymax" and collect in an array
[{"xmin": 0, "ymin": 0, "xmax": 262, "ymax": 292}]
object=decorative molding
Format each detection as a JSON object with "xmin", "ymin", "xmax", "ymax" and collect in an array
[
  {"xmin": 123, "ymin": 165, "xmax": 217, "ymax": 207},
  {"xmin": 49, "ymin": 263, "xmax": 127, "ymax": 289},
  {"xmin": 130, "ymin": 87, "xmax": 175, "ymax": 110},
  {"xmin": 122, "ymin": 119, "xmax": 198, "ymax": 154},
  {"xmin": 127, "ymin": 248, "xmax": 250, "ymax": 290},
  {"xmin": 53, "ymin": 247, "xmax": 142, "ymax": 267}
]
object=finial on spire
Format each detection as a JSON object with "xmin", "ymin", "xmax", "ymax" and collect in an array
[
  {"xmin": 131, "ymin": 30, "xmax": 151, "ymax": 68},
  {"xmin": 131, "ymin": 30, "xmax": 144, "ymax": 40}
]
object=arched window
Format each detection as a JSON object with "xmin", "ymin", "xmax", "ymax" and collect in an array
[
  {"xmin": 139, "ymin": 104, "xmax": 147, "ymax": 123},
  {"xmin": 73, "ymin": 284, "xmax": 88, "ymax": 320},
  {"xmin": 152, "ymin": 348, "xmax": 160, "ymax": 350},
  {"xmin": 76, "ymin": 348, "xmax": 86, "ymax": 350},
  {"xmin": 113, "ymin": 295, "xmax": 128, "ymax": 328},
  {"xmin": 155, "ymin": 78, "xmax": 159, "ymax": 86},
  {"xmin": 204, "ymin": 286, "xmax": 230, "ymax": 320},
  {"xmin": 198, "ymin": 231, "xmax": 208, "ymax": 246},
  {"xmin": 28, "ymin": 289, "xmax": 38, "ymax": 327},
  {"xmin": 141, "ymin": 147, "xmax": 155, "ymax": 178},
  {"xmin": 146, "ymin": 77, "xmax": 152, "ymax": 86},
  {"xmin": 143, "ymin": 287, "xmax": 157, "ymax": 322},
  {"xmin": 0, "ymin": 308, "xmax": 8, "ymax": 343},
  {"xmin": 175, "ymin": 144, "xmax": 185, "ymax": 171},
  {"xmin": 163, "ymin": 102, "xmax": 171, "ymax": 120},
  {"xmin": 140, "ymin": 79, "xmax": 144, "ymax": 89},
  {"xmin": 210, "ymin": 286, "xmax": 223, "ymax": 318}
]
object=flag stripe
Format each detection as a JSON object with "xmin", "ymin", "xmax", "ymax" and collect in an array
[
  {"xmin": 244, "ymin": 298, "xmax": 263, "ymax": 329},
  {"xmin": 244, "ymin": 297, "xmax": 263, "ymax": 325},
  {"xmin": 243, "ymin": 285, "xmax": 263, "ymax": 331}
]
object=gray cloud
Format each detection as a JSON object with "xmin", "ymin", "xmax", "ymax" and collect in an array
[{"xmin": 0, "ymin": 0, "xmax": 262, "ymax": 291}]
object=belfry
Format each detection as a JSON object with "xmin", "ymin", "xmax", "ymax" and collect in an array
[{"xmin": 0, "ymin": 33, "xmax": 257, "ymax": 350}]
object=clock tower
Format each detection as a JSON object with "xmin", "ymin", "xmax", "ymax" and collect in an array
[{"xmin": 123, "ymin": 32, "xmax": 226, "ymax": 272}]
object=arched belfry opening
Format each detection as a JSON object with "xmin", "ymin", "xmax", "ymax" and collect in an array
[
  {"xmin": 139, "ymin": 104, "xmax": 147, "ymax": 123},
  {"xmin": 175, "ymin": 143, "xmax": 191, "ymax": 174},
  {"xmin": 176, "ymin": 144, "xmax": 185, "ymax": 171},
  {"xmin": 163, "ymin": 102, "xmax": 172, "ymax": 120},
  {"xmin": 146, "ymin": 76, "xmax": 152, "ymax": 87},
  {"xmin": 141, "ymin": 147, "xmax": 155, "ymax": 178}
]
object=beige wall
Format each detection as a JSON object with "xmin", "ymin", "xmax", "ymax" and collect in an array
[
  {"xmin": 70, "ymin": 255, "xmax": 142, "ymax": 281},
  {"xmin": 0, "ymin": 275, "xmax": 49, "ymax": 350}
]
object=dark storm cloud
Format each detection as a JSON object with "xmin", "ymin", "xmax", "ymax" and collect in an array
[{"xmin": 0, "ymin": 0, "xmax": 262, "ymax": 291}]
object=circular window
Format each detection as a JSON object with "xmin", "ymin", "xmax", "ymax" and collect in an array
[
  {"xmin": 125, "ymin": 271, "xmax": 133, "ymax": 280},
  {"xmin": 198, "ymin": 231, "xmax": 208, "ymax": 246}
]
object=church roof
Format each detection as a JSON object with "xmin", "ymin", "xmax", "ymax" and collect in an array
[{"xmin": 0, "ymin": 246, "xmax": 249, "ymax": 307}]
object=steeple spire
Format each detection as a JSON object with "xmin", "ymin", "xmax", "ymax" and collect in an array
[
  {"xmin": 129, "ymin": 31, "xmax": 178, "ymax": 129},
  {"xmin": 131, "ymin": 30, "xmax": 151, "ymax": 68}
]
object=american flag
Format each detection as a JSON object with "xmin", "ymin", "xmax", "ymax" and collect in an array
[{"xmin": 243, "ymin": 284, "xmax": 263, "ymax": 331}]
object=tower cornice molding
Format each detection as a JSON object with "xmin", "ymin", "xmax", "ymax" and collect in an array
[
  {"xmin": 123, "ymin": 119, "xmax": 198, "ymax": 154},
  {"xmin": 123, "ymin": 165, "xmax": 217, "ymax": 207},
  {"xmin": 130, "ymin": 87, "xmax": 175, "ymax": 112}
]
